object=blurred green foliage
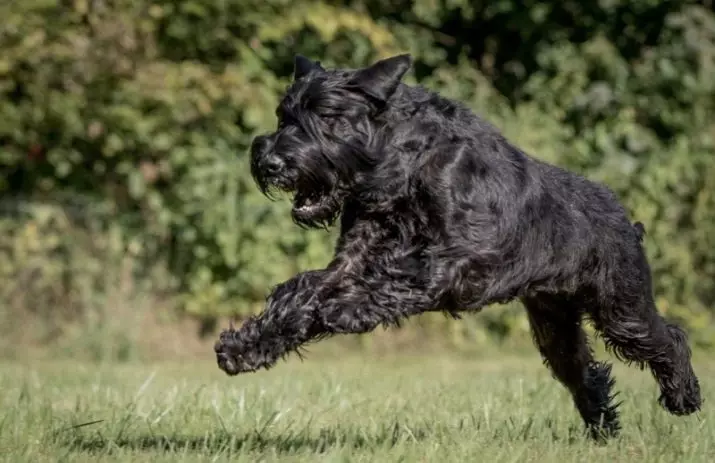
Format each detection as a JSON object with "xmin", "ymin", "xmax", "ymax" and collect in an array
[{"xmin": 1, "ymin": 0, "xmax": 714, "ymax": 348}]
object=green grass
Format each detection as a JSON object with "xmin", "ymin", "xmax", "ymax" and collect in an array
[{"xmin": 0, "ymin": 351, "xmax": 712, "ymax": 462}]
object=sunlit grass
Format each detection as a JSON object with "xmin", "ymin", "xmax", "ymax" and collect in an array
[{"xmin": 0, "ymin": 352, "xmax": 711, "ymax": 462}]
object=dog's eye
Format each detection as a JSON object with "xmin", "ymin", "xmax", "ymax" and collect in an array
[
  {"xmin": 321, "ymin": 115, "xmax": 337, "ymax": 126},
  {"xmin": 276, "ymin": 107, "xmax": 293, "ymax": 127},
  {"xmin": 324, "ymin": 116, "xmax": 350, "ymax": 133},
  {"xmin": 276, "ymin": 112, "xmax": 294, "ymax": 129}
]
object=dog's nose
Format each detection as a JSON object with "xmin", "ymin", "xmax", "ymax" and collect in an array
[{"xmin": 262, "ymin": 157, "xmax": 285, "ymax": 176}]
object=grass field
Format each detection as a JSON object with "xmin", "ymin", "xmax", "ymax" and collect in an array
[{"xmin": 1, "ymin": 349, "xmax": 712, "ymax": 462}]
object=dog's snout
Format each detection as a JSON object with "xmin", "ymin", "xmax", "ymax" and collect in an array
[{"xmin": 250, "ymin": 135, "xmax": 287, "ymax": 177}]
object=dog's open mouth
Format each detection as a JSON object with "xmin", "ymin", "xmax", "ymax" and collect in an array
[{"xmin": 292, "ymin": 191, "xmax": 328, "ymax": 216}]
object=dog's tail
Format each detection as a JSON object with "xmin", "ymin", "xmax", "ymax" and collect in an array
[{"xmin": 633, "ymin": 221, "xmax": 646, "ymax": 243}]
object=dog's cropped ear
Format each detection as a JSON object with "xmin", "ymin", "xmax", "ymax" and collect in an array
[
  {"xmin": 294, "ymin": 55, "xmax": 325, "ymax": 80},
  {"xmin": 350, "ymin": 54, "xmax": 413, "ymax": 102}
]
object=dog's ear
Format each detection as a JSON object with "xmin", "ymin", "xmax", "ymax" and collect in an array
[
  {"xmin": 294, "ymin": 55, "xmax": 325, "ymax": 80},
  {"xmin": 350, "ymin": 54, "xmax": 412, "ymax": 102}
]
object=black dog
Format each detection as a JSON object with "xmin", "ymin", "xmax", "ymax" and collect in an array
[{"xmin": 214, "ymin": 54, "xmax": 701, "ymax": 439}]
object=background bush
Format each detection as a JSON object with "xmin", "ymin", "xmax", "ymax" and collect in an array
[{"xmin": 1, "ymin": 0, "xmax": 713, "ymax": 354}]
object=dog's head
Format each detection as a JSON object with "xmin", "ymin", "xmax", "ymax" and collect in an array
[{"xmin": 249, "ymin": 53, "xmax": 413, "ymax": 228}]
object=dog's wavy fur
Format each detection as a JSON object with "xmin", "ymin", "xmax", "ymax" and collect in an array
[{"xmin": 215, "ymin": 54, "xmax": 701, "ymax": 439}]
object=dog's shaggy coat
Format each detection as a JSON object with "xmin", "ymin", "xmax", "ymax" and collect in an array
[{"xmin": 214, "ymin": 54, "xmax": 701, "ymax": 439}]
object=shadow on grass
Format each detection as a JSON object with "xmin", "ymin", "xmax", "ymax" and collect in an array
[
  {"xmin": 58, "ymin": 427, "xmax": 419, "ymax": 455},
  {"xmin": 54, "ymin": 419, "xmax": 594, "ymax": 456}
]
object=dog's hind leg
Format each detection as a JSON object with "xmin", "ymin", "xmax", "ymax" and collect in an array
[
  {"xmin": 587, "ymin": 289, "xmax": 701, "ymax": 417},
  {"xmin": 524, "ymin": 295, "xmax": 620, "ymax": 440},
  {"xmin": 585, "ymin": 238, "xmax": 701, "ymax": 417}
]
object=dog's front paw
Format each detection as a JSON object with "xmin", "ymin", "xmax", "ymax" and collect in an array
[
  {"xmin": 214, "ymin": 340, "xmax": 241, "ymax": 376},
  {"xmin": 213, "ymin": 329, "xmax": 256, "ymax": 376},
  {"xmin": 213, "ymin": 321, "xmax": 278, "ymax": 375}
]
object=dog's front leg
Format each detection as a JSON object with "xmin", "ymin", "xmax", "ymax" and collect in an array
[
  {"xmin": 214, "ymin": 269, "xmax": 329, "ymax": 375},
  {"xmin": 313, "ymin": 245, "xmax": 447, "ymax": 335},
  {"xmin": 317, "ymin": 270, "xmax": 437, "ymax": 335},
  {"xmin": 214, "ymin": 248, "xmax": 441, "ymax": 375}
]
